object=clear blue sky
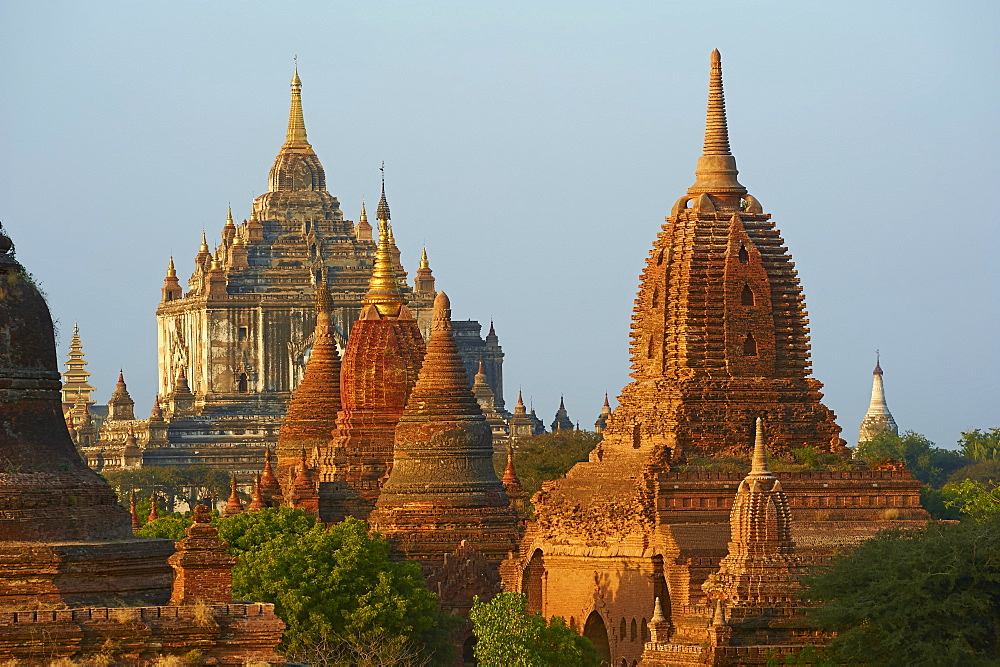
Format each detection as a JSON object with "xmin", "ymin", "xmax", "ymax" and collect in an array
[{"xmin": 1, "ymin": 1, "xmax": 997, "ymax": 449}]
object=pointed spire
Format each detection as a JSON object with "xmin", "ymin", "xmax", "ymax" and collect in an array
[
  {"xmin": 688, "ymin": 49, "xmax": 745, "ymax": 198},
  {"xmin": 750, "ymin": 417, "xmax": 770, "ymax": 475},
  {"xmin": 376, "ymin": 165, "xmax": 391, "ymax": 221},
  {"xmin": 873, "ymin": 349, "xmax": 883, "ymax": 375},
  {"xmin": 711, "ymin": 599, "xmax": 727, "ymax": 626},
  {"xmin": 199, "ymin": 231, "xmax": 209, "ymax": 253},
  {"xmin": 147, "ymin": 491, "xmax": 159, "ymax": 523},
  {"xmin": 559, "ymin": 395, "xmax": 566, "ymax": 409},
  {"xmin": 129, "ymin": 489, "xmax": 141, "ymax": 532},
  {"xmin": 859, "ymin": 351, "xmax": 897, "ymax": 442},
  {"xmin": 502, "ymin": 445, "xmax": 521, "ymax": 486},
  {"xmin": 283, "ymin": 62, "xmax": 311, "ymax": 151},
  {"xmin": 651, "ymin": 596, "xmax": 666, "ymax": 623},
  {"xmin": 222, "ymin": 473, "xmax": 244, "ymax": 517},
  {"xmin": 167, "ymin": 256, "xmax": 176, "ymax": 278},
  {"xmin": 360, "ymin": 200, "xmax": 368, "ymax": 223},
  {"xmin": 604, "ymin": 392, "xmax": 610, "ymax": 408},
  {"xmin": 362, "ymin": 208, "xmax": 407, "ymax": 317},
  {"xmin": 247, "ymin": 473, "xmax": 266, "ymax": 511},
  {"xmin": 226, "ymin": 205, "xmax": 235, "ymax": 227}
]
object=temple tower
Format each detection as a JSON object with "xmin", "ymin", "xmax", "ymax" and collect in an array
[
  {"xmin": 550, "ymin": 396, "xmax": 574, "ymax": 432},
  {"xmin": 368, "ymin": 291, "xmax": 521, "ymax": 567},
  {"xmin": 594, "ymin": 393, "xmax": 612, "ymax": 433},
  {"xmin": 275, "ymin": 279, "xmax": 342, "ymax": 479},
  {"xmin": 60, "ymin": 324, "xmax": 97, "ymax": 424},
  {"xmin": 605, "ymin": 49, "xmax": 843, "ymax": 461},
  {"xmin": 858, "ymin": 353, "xmax": 898, "ymax": 444},
  {"xmin": 319, "ymin": 184, "xmax": 426, "ymax": 519},
  {"xmin": 107, "ymin": 370, "xmax": 136, "ymax": 421},
  {"xmin": 151, "ymin": 68, "xmax": 433, "ymax": 471}
]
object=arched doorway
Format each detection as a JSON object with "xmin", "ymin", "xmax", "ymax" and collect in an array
[
  {"xmin": 522, "ymin": 549, "xmax": 545, "ymax": 614},
  {"xmin": 583, "ymin": 610, "xmax": 611, "ymax": 665}
]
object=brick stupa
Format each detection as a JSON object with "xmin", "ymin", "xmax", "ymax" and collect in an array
[
  {"xmin": 275, "ymin": 276, "xmax": 342, "ymax": 480},
  {"xmin": 0, "ymin": 224, "xmax": 284, "ymax": 662},
  {"xmin": 0, "ymin": 225, "xmax": 175, "ymax": 606},
  {"xmin": 369, "ymin": 291, "xmax": 522, "ymax": 622},
  {"xmin": 317, "ymin": 183, "xmax": 426, "ymax": 521}
]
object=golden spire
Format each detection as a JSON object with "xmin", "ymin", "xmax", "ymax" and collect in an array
[
  {"xmin": 420, "ymin": 246, "xmax": 429, "ymax": 269},
  {"xmin": 688, "ymin": 49, "xmax": 746, "ymax": 198},
  {"xmin": 359, "ymin": 201, "xmax": 368, "ymax": 224},
  {"xmin": 199, "ymin": 231, "xmax": 209, "ymax": 253},
  {"xmin": 167, "ymin": 256, "xmax": 176, "ymax": 278},
  {"xmin": 363, "ymin": 214, "xmax": 407, "ymax": 317},
  {"xmin": 282, "ymin": 62, "xmax": 312, "ymax": 153},
  {"xmin": 226, "ymin": 205, "xmax": 235, "ymax": 227}
]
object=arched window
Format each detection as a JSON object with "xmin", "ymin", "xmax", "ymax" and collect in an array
[
  {"xmin": 620, "ymin": 618, "xmax": 627, "ymax": 640},
  {"xmin": 738, "ymin": 244, "xmax": 749, "ymax": 264},
  {"xmin": 743, "ymin": 333, "xmax": 758, "ymax": 357},
  {"xmin": 646, "ymin": 336, "xmax": 656, "ymax": 359},
  {"xmin": 584, "ymin": 612, "xmax": 611, "ymax": 665},
  {"xmin": 523, "ymin": 550, "xmax": 545, "ymax": 614},
  {"xmin": 630, "ymin": 618, "xmax": 637, "ymax": 641},
  {"xmin": 641, "ymin": 618, "xmax": 649, "ymax": 642},
  {"xmin": 655, "ymin": 249, "xmax": 664, "ymax": 265},
  {"xmin": 741, "ymin": 284, "xmax": 754, "ymax": 306},
  {"xmin": 237, "ymin": 373, "xmax": 248, "ymax": 393}
]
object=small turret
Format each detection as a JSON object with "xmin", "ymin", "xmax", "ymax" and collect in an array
[
  {"xmin": 355, "ymin": 201, "xmax": 373, "ymax": 241},
  {"xmin": 222, "ymin": 205, "xmax": 237, "ymax": 245},
  {"xmin": 222, "ymin": 474, "xmax": 244, "ymax": 517},
  {"xmin": 594, "ymin": 393, "xmax": 613, "ymax": 433},
  {"xmin": 414, "ymin": 246, "xmax": 436, "ymax": 295},
  {"xmin": 858, "ymin": 352, "xmax": 898, "ymax": 444},
  {"xmin": 162, "ymin": 256, "xmax": 183, "ymax": 302},
  {"xmin": 108, "ymin": 370, "xmax": 136, "ymax": 421}
]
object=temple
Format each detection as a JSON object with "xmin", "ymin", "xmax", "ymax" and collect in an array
[
  {"xmin": 500, "ymin": 51, "xmax": 929, "ymax": 666},
  {"xmin": 858, "ymin": 353, "xmax": 898, "ymax": 443},
  {"xmin": 146, "ymin": 68, "xmax": 434, "ymax": 473},
  {"xmin": 368, "ymin": 291, "xmax": 522, "ymax": 649},
  {"xmin": 0, "ymin": 225, "xmax": 283, "ymax": 661}
]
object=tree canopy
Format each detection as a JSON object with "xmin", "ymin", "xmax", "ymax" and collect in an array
[
  {"xmin": 469, "ymin": 592, "xmax": 597, "ymax": 667},
  {"xmin": 102, "ymin": 465, "xmax": 230, "ymax": 513},
  {"xmin": 855, "ymin": 430, "xmax": 968, "ymax": 487},
  {"xmin": 958, "ymin": 427, "xmax": 1000, "ymax": 461},
  {"xmin": 800, "ymin": 516, "xmax": 1000, "ymax": 666},
  {"xmin": 504, "ymin": 431, "xmax": 601, "ymax": 496},
  {"xmin": 217, "ymin": 509, "xmax": 454, "ymax": 664}
]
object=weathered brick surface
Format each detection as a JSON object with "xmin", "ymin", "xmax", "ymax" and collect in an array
[{"xmin": 168, "ymin": 505, "xmax": 237, "ymax": 605}]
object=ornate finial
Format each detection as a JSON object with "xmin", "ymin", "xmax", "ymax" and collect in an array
[
  {"xmin": 199, "ymin": 231, "xmax": 209, "ymax": 252},
  {"xmin": 362, "ymin": 211, "xmax": 407, "ymax": 316},
  {"xmin": 704, "ymin": 49, "xmax": 730, "ymax": 157},
  {"xmin": 750, "ymin": 417, "xmax": 770, "ymax": 474},
  {"xmin": 167, "ymin": 256, "xmax": 176, "ymax": 278},
  {"xmin": 604, "ymin": 392, "xmax": 610, "ymax": 408},
  {"xmin": 432, "ymin": 291, "xmax": 452, "ymax": 331},
  {"xmin": 118, "ymin": 369, "xmax": 125, "ymax": 384},
  {"xmin": 284, "ymin": 61, "xmax": 310, "ymax": 150},
  {"xmin": 559, "ymin": 395, "xmax": 566, "ymax": 409},
  {"xmin": 420, "ymin": 246, "xmax": 429, "ymax": 269},
  {"xmin": 360, "ymin": 201, "xmax": 368, "ymax": 222},
  {"xmin": 376, "ymin": 163, "xmax": 391, "ymax": 221},
  {"xmin": 874, "ymin": 350, "xmax": 882, "ymax": 375},
  {"xmin": 652, "ymin": 596, "xmax": 666, "ymax": 623},
  {"xmin": 516, "ymin": 391, "xmax": 525, "ymax": 407},
  {"xmin": 688, "ymin": 50, "xmax": 745, "ymax": 197},
  {"xmin": 711, "ymin": 599, "xmax": 727, "ymax": 626}
]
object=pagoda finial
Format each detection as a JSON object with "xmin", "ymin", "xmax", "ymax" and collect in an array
[
  {"xmin": 604, "ymin": 392, "xmax": 610, "ymax": 408},
  {"xmin": 283, "ymin": 60, "xmax": 310, "ymax": 150},
  {"xmin": 167, "ymin": 256, "xmax": 176, "ymax": 278},
  {"xmin": 652, "ymin": 596, "xmax": 666, "ymax": 623},
  {"xmin": 199, "ymin": 230, "xmax": 208, "ymax": 252},
  {"xmin": 432, "ymin": 291, "xmax": 452, "ymax": 332},
  {"xmin": 363, "ymin": 180, "xmax": 406, "ymax": 317},
  {"xmin": 226, "ymin": 204, "xmax": 235, "ymax": 227},
  {"xmin": 376, "ymin": 163, "xmax": 390, "ymax": 222},
  {"xmin": 750, "ymin": 417, "xmax": 770, "ymax": 474},
  {"xmin": 420, "ymin": 246, "xmax": 429, "ymax": 269},
  {"xmin": 874, "ymin": 349, "xmax": 882, "ymax": 375},
  {"xmin": 688, "ymin": 49, "xmax": 745, "ymax": 197},
  {"xmin": 360, "ymin": 201, "xmax": 368, "ymax": 222}
]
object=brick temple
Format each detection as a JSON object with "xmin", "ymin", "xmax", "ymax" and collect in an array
[{"xmin": 500, "ymin": 51, "xmax": 929, "ymax": 666}]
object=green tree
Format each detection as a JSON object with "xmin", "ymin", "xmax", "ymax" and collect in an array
[
  {"xmin": 941, "ymin": 479, "xmax": 1000, "ymax": 520},
  {"xmin": 505, "ymin": 431, "xmax": 601, "ymax": 496},
  {"xmin": 215, "ymin": 510, "xmax": 454, "ymax": 664},
  {"xmin": 137, "ymin": 513, "xmax": 191, "ymax": 540},
  {"xmin": 801, "ymin": 517, "xmax": 1000, "ymax": 665},
  {"xmin": 103, "ymin": 465, "xmax": 229, "ymax": 513},
  {"xmin": 958, "ymin": 427, "xmax": 1000, "ymax": 461},
  {"xmin": 855, "ymin": 430, "xmax": 968, "ymax": 487},
  {"xmin": 469, "ymin": 592, "xmax": 598, "ymax": 667}
]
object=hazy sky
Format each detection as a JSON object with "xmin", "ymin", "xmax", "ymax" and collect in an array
[{"xmin": 1, "ymin": 1, "xmax": 996, "ymax": 449}]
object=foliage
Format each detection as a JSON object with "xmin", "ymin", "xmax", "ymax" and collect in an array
[
  {"xmin": 918, "ymin": 486, "xmax": 962, "ymax": 520},
  {"xmin": 800, "ymin": 516, "xmax": 1000, "ymax": 665},
  {"xmin": 941, "ymin": 479, "xmax": 1000, "ymax": 520},
  {"xmin": 765, "ymin": 644, "xmax": 837, "ymax": 666},
  {"xmin": 958, "ymin": 427, "xmax": 1000, "ymax": 461},
  {"xmin": 469, "ymin": 592, "xmax": 598, "ymax": 667},
  {"xmin": 216, "ymin": 510, "xmax": 454, "ymax": 664},
  {"xmin": 947, "ymin": 459, "xmax": 1000, "ymax": 486},
  {"xmin": 855, "ymin": 430, "xmax": 968, "ymax": 487},
  {"xmin": 137, "ymin": 513, "xmax": 191, "ymax": 540},
  {"xmin": 103, "ymin": 466, "xmax": 229, "ymax": 514},
  {"xmin": 505, "ymin": 431, "xmax": 601, "ymax": 496}
]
